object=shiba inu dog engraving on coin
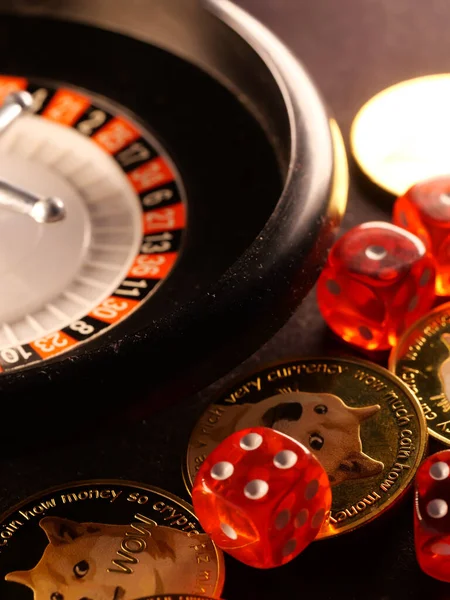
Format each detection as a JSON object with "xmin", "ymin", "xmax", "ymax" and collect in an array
[
  {"xmin": 0, "ymin": 481, "xmax": 224, "ymax": 600},
  {"xmin": 185, "ymin": 357, "xmax": 427, "ymax": 538}
]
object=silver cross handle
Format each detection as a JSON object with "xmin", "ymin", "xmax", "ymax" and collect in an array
[
  {"xmin": 0, "ymin": 90, "xmax": 66, "ymax": 223},
  {"xmin": 0, "ymin": 179, "xmax": 66, "ymax": 223}
]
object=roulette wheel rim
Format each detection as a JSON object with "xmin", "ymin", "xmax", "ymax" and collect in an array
[{"xmin": 0, "ymin": 0, "xmax": 348, "ymax": 432}]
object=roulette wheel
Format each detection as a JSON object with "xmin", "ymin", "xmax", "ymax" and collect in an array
[
  {"xmin": 0, "ymin": 0, "xmax": 449, "ymax": 599},
  {"xmin": 0, "ymin": 0, "xmax": 347, "ymax": 437}
]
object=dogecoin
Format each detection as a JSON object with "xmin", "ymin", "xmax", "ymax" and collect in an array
[
  {"xmin": 0, "ymin": 480, "xmax": 224, "ymax": 599},
  {"xmin": 390, "ymin": 301, "xmax": 450, "ymax": 446},
  {"xmin": 351, "ymin": 73, "xmax": 450, "ymax": 196},
  {"xmin": 184, "ymin": 357, "xmax": 427, "ymax": 538}
]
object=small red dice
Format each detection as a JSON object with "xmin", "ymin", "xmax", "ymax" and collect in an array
[
  {"xmin": 393, "ymin": 176, "xmax": 450, "ymax": 295},
  {"xmin": 414, "ymin": 450, "xmax": 450, "ymax": 582},
  {"xmin": 316, "ymin": 221, "xmax": 436, "ymax": 350},
  {"xmin": 192, "ymin": 427, "xmax": 331, "ymax": 569}
]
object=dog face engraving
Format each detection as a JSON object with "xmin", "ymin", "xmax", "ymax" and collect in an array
[
  {"xmin": 5, "ymin": 516, "xmax": 210, "ymax": 600},
  {"xmin": 212, "ymin": 390, "xmax": 383, "ymax": 486}
]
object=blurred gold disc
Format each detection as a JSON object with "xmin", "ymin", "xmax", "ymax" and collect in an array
[{"xmin": 351, "ymin": 74, "xmax": 450, "ymax": 196}]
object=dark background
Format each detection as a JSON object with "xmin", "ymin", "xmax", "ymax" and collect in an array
[{"xmin": 1, "ymin": 1, "xmax": 450, "ymax": 598}]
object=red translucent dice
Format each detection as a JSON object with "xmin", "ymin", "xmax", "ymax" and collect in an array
[
  {"xmin": 393, "ymin": 176, "xmax": 450, "ymax": 295},
  {"xmin": 414, "ymin": 450, "xmax": 450, "ymax": 582},
  {"xmin": 192, "ymin": 427, "xmax": 331, "ymax": 569},
  {"xmin": 317, "ymin": 221, "xmax": 436, "ymax": 350}
]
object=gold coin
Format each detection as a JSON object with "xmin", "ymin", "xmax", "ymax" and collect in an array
[
  {"xmin": 389, "ymin": 301, "xmax": 450, "ymax": 445},
  {"xmin": 0, "ymin": 480, "xmax": 224, "ymax": 599},
  {"xmin": 350, "ymin": 73, "xmax": 450, "ymax": 196},
  {"xmin": 184, "ymin": 357, "xmax": 427, "ymax": 538}
]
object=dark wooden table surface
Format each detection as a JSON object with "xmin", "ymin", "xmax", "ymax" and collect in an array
[{"xmin": 2, "ymin": 1, "xmax": 450, "ymax": 598}]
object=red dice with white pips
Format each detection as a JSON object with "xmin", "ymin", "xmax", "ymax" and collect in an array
[
  {"xmin": 414, "ymin": 449, "xmax": 450, "ymax": 581},
  {"xmin": 192, "ymin": 426, "xmax": 332, "ymax": 569}
]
